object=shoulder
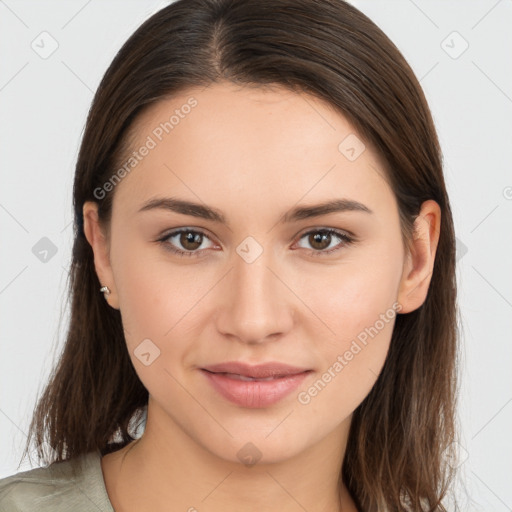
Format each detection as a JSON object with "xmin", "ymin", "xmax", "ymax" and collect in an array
[{"xmin": 0, "ymin": 451, "xmax": 114, "ymax": 512}]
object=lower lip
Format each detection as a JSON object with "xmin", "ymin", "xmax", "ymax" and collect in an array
[{"xmin": 201, "ymin": 370, "xmax": 311, "ymax": 408}]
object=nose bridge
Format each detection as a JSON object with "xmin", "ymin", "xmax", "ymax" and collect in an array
[
  {"xmin": 235, "ymin": 247, "xmax": 274, "ymax": 307},
  {"xmin": 216, "ymin": 235, "xmax": 294, "ymax": 343}
]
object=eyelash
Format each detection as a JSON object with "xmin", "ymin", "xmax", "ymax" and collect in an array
[{"xmin": 156, "ymin": 228, "xmax": 355, "ymax": 258}]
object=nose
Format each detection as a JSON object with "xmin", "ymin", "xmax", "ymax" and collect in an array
[{"xmin": 214, "ymin": 242, "xmax": 295, "ymax": 345}]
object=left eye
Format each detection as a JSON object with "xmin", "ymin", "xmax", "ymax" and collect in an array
[
  {"xmin": 157, "ymin": 228, "xmax": 354, "ymax": 258},
  {"xmin": 295, "ymin": 229, "xmax": 354, "ymax": 255}
]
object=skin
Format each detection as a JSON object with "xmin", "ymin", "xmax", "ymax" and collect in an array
[{"xmin": 83, "ymin": 81, "xmax": 440, "ymax": 512}]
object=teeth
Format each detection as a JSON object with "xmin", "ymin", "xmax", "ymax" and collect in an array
[{"xmin": 223, "ymin": 372, "xmax": 281, "ymax": 381}]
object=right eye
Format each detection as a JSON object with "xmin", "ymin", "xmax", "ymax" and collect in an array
[{"xmin": 157, "ymin": 228, "xmax": 217, "ymax": 257}]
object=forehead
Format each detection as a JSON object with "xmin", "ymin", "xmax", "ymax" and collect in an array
[
  {"xmin": 131, "ymin": 81, "xmax": 355, "ymax": 154},
  {"xmin": 112, "ymin": 81, "xmax": 394, "ymax": 220}
]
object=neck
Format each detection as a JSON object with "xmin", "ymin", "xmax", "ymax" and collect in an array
[{"xmin": 101, "ymin": 401, "xmax": 358, "ymax": 512}]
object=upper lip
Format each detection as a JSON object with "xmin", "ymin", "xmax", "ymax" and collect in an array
[{"xmin": 201, "ymin": 361, "xmax": 311, "ymax": 379}]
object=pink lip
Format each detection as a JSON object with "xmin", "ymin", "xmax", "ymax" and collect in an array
[{"xmin": 200, "ymin": 361, "xmax": 312, "ymax": 408}]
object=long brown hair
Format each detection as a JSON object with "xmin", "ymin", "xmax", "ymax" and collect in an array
[{"xmin": 22, "ymin": 0, "xmax": 459, "ymax": 509}]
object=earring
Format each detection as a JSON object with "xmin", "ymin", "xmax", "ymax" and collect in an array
[{"xmin": 100, "ymin": 285, "xmax": 111, "ymax": 296}]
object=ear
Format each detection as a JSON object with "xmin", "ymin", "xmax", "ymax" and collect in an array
[
  {"xmin": 397, "ymin": 199, "xmax": 441, "ymax": 314},
  {"xmin": 83, "ymin": 201, "xmax": 119, "ymax": 310}
]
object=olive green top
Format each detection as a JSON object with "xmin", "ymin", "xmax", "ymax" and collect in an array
[{"xmin": 0, "ymin": 450, "xmax": 115, "ymax": 512}]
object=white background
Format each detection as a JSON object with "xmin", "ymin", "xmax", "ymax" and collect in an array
[{"xmin": 0, "ymin": 1, "xmax": 511, "ymax": 510}]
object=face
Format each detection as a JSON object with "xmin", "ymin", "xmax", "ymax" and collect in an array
[{"xmin": 86, "ymin": 81, "xmax": 427, "ymax": 465}]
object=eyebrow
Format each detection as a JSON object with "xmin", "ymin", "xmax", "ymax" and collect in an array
[{"xmin": 138, "ymin": 196, "xmax": 373, "ymax": 227}]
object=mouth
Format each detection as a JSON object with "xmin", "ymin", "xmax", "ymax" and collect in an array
[
  {"xmin": 201, "ymin": 361, "xmax": 311, "ymax": 379},
  {"xmin": 203, "ymin": 372, "xmax": 290, "ymax": 382},
  {"xmin": 200, "ymin": 361, "xmax": 313, "ymax": 408}
]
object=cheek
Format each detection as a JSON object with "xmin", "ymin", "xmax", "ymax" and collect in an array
[
  {"xmin": 113, "ymin": 237, "xmax": 201, "ymax": 339},
  {"xmin": 111, "ymin": 240, "xmax": 220, "ymax": 399},
  {"xmin": 295, "ymin": 295, "xmax": 398, "ymax": 420},
  {"xmin": 112, "ymin": 247, "xmax": 199, "ymax": 406},
  {"xmin": 294, "ymin": 245, "xmax": 402, "ymax": 407},
  {"xmin": 301, "ymin": 244, "xmax": 402, "ymax": 338}
]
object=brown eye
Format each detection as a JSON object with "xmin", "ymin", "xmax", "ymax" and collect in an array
[
  {"xmin": 158, "ymin": 228, "xmax": 215, "ymax": 257},
  {"xmin": 296, "ymin": 229, "xmax": 354, "ymax": 256},
  {"xmin": 179, "ymin": 231, "xmax": 203, "ymax": 251},
  {"xmin": 308, "ymin": 231, "xmax": 333, "ymax": 250}
]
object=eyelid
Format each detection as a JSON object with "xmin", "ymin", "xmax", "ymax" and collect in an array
[
  {"xmin": 157, "ymin": 226, "xmax": 356, "ymax": 257},
  {"xmin": 293, "ymin": 225, "xmax": 357, "ymax": 241},
  {"xmin": 292, "ymin": 227, "xmax": 355, "ymax": 255},
  {"xmin": 157, "ymin": 226, "xmax": 219, "ymax": 247}
]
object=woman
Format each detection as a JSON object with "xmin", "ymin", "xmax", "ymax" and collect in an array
[{"xmin": 0, "ymin": 0, "xmax": 459, "ymax": 510}]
